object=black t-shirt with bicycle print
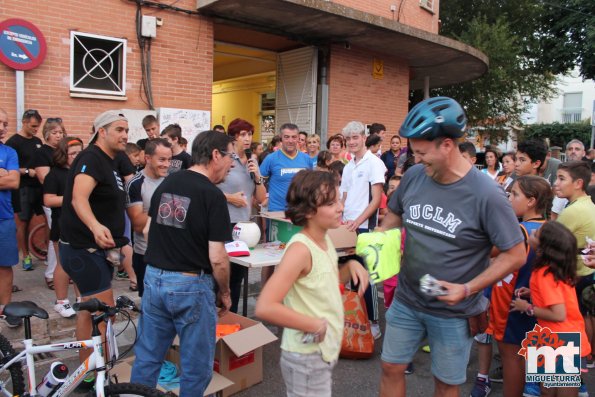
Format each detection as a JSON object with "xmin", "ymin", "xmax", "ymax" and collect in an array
[{"xmin": 145, "ymin": 170, "xmax": 231, "ymax": 273}]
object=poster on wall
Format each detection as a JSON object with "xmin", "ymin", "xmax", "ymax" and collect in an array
[
  {"xmin": 120, "ymin": 109, "xmax": 157, "ymax": 145},
  {"xmin": 158, "ymin": 107, "xmax": 211, "ymax": 153}
]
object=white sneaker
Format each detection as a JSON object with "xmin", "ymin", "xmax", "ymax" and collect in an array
[
  {"xmin": 54, "ymin": 300, "xmax": 76, "ymax": 318},
  {"xmin": 371, "ymin": 322, "xmax": 382, "ymax": 340}
]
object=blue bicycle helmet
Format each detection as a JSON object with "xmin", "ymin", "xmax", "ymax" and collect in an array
[{"xmin": 399, "ymin": 96, "xmax": 467, "ymax": 139}]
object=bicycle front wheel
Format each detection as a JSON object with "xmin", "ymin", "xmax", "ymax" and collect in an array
[
  {"xmin": 105, "ymin": 382, "xmax": 169, "ymax": 396},
  {"xmin": 0, "ymin": 333, "xmax": 25, "ymax": 397},
  {"xmin": 28, "ymin": 222, "xmax": 49, "ymax": 261}
]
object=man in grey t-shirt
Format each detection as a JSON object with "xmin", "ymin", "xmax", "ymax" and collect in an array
[
  {"xmin": 377, "ymin": 97, "xmax": 525, "ymax": 397},
  {"xmin": 126, "ymin": 138, "xmax": 172, "ymax": 296}
]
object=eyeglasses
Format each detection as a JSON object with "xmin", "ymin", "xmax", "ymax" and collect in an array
[
  {"xmin": 68, "ymin": 151, "xmax": 80, "ymax": 157},
  {"xmin": 219, "ymin": 150, "xmax": 239, "ymax": 160},
  {"xmin": 46, "ymin": 118, "xmax": 63, "ymax": 123}
]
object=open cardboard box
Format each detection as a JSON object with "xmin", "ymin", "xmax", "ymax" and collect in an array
[
  {"xmin": 173, "ymin": 311, "xmax": 278, "ymax": 397},
  {"xmin": 109, "ymin": 356, "xmax": 233, "ymax": 396},
  {"xmin": 261, "ymin": 211, "xmax": 357, "ymax": 249}
]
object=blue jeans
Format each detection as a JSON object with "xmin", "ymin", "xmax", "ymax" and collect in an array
[{"xmin": 131, "ymin": 265, "xmax": 217, "ymax": 397}]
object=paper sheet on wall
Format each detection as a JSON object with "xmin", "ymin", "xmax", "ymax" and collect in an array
[{"xmin": 158, "ymin": 107, "xmax": 211, "ymax": 153}]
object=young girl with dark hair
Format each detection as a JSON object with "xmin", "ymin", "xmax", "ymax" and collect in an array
[
  {"xmin": 486, "ymin": 176, "xmax": 551, "ymax": 397},
  {"xmin": 255, "ymin": 170, "xmax": 368, "ymax": 396},
  {"xmin": 511, "ymin": 221, "xmax": 592, "ymax": 397}
]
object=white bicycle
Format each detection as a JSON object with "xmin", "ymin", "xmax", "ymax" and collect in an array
[{"xmin": 0, "ymin": 296, "xmax": 168, "ymax": 396}]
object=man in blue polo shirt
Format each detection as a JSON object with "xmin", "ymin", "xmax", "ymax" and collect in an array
[
  {"xmin": 0, "ymin": 108, "xmax": 21, "ymax": 328},
  {"xmin": 260, "ymin": 123, "xmax": 312, "ymax": 212}
]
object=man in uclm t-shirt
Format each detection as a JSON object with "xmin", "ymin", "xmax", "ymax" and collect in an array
[{"xmin": 377, "ymin": 97, "xmax": 525, "ymax": 397}]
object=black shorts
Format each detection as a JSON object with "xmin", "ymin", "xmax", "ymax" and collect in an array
[
  {"xmin": 59, "ymin": 242, "xmax": 114, "ymax": 297},
  {"xmin": 15, "ymin": 186, "xmax": 43, "ymax": 221}
]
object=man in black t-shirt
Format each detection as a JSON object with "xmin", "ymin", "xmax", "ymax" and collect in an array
[
  {"xmin": 131, "ymin": 130, "xmax": 234, "ymax": 397},
  {"xmin": 6, "ymin": 109, "xmax": 43, "ymax": 271},
  {"xmin": 59, "ymin": 110, "xmax": 129, "ymax": 365},
  {"xmin": 161, "ymin": 123, "xmax": 192, "ymax": 174}
]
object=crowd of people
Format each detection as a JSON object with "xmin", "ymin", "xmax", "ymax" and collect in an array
[{"xmin": 0, "ymin": 96, "xmax": 593, "ymax": 397}]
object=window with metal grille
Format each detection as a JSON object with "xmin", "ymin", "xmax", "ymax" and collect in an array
[
  {"xmin": 70, "ymin": 31, "xmax": 127, "ymax": 96},
  {"xmin": 420, "ymin": 0, "xmax": 434, "ymax": 12}
]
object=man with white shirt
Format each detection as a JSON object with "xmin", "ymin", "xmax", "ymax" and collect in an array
[{"xmin": 340, "ymin": 120, "xmax": 386, "ymax": 339}]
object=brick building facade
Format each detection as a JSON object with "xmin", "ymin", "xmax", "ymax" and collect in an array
[{"xmin": 1, "ymin": 0, "xmax": 486, "ymax": 145}]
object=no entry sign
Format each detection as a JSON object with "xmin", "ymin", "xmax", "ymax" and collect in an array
[{"xmin": 0, "ymin": 18, "xmax": 47, "ymax": 70}]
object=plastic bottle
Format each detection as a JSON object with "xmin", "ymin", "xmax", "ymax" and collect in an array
[{"xmin": 36, "ymin": 361, "xmax": 69, "ymax": 397}]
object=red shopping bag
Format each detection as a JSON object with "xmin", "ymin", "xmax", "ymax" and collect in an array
[{"xmin": 340, "ymin": 289, "xmax": 374, "ymax": 359}]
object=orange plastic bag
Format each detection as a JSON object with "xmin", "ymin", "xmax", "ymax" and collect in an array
[
  {"xmin": 340, "ymin": 289, "xmax": 374, "ymax": 359},
  {"xmin": 216, "ymin": 324, "xmax": 241, "ymax": 338}
]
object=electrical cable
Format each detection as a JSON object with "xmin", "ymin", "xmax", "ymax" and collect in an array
[{"xmin": 540, "ymin": 1, "xmax": 593, "ymax": 17}]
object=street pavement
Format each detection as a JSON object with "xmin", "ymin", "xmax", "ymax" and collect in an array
[{"xmin": 3, "ymin": 259, "xmax": 594, "ymax": 396}]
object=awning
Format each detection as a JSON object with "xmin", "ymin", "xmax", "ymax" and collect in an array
[{"xmin": 197, "ymin": 0, "xmax": 488, "ymax": 89}]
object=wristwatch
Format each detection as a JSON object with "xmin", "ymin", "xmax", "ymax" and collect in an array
[{"xmin": 255, "ymin": 176, "xmax": 264, "ymax": 185}]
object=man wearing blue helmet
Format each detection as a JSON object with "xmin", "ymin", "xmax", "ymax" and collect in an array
[{"xmin": 377, "ymin": 97, "xmax": 526, "ymax": 397}]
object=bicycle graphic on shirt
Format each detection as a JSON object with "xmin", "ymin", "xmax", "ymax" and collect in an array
[{"xmin": 157, "ymin": 193, "xmax": 190, "ymax": 228}]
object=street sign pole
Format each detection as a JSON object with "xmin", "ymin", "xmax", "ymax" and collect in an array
[{"xmin": 16, "ymin": 70, "xmax": 24, "ymax": 131}]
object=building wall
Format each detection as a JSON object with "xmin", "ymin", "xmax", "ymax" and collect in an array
[
  {"xmin": 327, "ymin": 44, "xmax": 410, "ymax": 149},
  {"xmin": 0, "ymin": 0, "xmax": 213, "ymax": 142},
  {"xmin": 523, "ymin": 70, "xmax": 595, "ymax": 125},
  {"xmin": 334, "ymin": 0, "xmax": 440, "ymax": 33}
]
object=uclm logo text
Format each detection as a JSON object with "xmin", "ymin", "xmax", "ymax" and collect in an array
[{"xmin": 518, "ymin": 324, "xmax": 582, "ymax": 388}]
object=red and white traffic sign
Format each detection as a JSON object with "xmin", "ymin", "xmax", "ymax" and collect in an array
[{"xmin": 0, "ymin": 18, "xmax": 47, "ymax": 70}]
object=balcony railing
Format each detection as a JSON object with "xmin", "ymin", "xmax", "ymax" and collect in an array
[{"xmin": 561, "ymin": 107, "xmax": 583, "ymax": 123}]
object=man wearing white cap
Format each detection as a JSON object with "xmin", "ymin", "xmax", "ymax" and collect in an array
[{"xmin": 59, "ymin": 110, "xmax": 129, "ymax": 372}]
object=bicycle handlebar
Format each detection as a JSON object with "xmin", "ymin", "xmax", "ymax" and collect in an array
[{"xmin": 73, "ymin": 296, "xmax": 139, "ymax": 314}]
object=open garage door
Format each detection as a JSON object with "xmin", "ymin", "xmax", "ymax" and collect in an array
[{"xmin": 275, "ymin": 46, "xmax": 318, "ymax": 134}]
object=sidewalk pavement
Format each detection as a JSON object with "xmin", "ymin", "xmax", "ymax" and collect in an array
[
  {"xmin": 1, "ymin": 257, "xmax": 140, "ymax": 346},
  {"xmin": 3, "ymin": 258, "xmax": 593, "ymax": 396}
]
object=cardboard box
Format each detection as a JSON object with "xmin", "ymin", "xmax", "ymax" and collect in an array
[
  {"xmin": 173, "ymin": 312, "xmax": 278, "ymax": 397},
  {"xmin": 109, "ymin": 356, "xmax": 233, "ymax": 396},
  {"xmin": 261, "ymin": 211, "xmax": 357, "ymax": 249}
]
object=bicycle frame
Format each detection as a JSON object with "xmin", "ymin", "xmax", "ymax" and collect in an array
[{"xmin": 0, "ymin": 319, "xmax": 118, "ymax": 397}]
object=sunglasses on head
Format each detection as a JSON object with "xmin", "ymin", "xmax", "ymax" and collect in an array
[
  {"xmin": 23, "ymin": 109, "xmax": 40, "ymax": 117},
  {"xmin": 46, "ymin": 118, "xmax": 63, "ymax": 123}
]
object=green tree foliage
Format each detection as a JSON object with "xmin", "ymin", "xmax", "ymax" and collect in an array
[
  {"xmin": 519, "ymin": 121, "xmax": 592, "ymax": 148},
  {"xmin": 537, "ymin": 1, "xmax": 595, "ymax": 80},
  {"xmin": 433, "ymin": 16, "xmax": 557, "ymax": 143},
  {"xmin": 434, "ymin": 0, "xmax": 594, "ymax": 143}
]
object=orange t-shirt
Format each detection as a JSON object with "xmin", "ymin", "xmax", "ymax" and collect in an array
[{"xmin": 530, "ymin": 267, "xmax": 592, "ymax": 357}]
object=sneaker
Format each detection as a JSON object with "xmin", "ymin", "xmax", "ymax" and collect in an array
[
  {"xmin": 421, "ymin": 345, "xmax": 430, "ymax": 353},
  {"xmin": 489, "ymin": 366, "xmax": 503, "ymax": 383},
  {"xmin": 54, "ymin": 300, "xmax": 76, "ymax": 318},
  {"xmin": 404, "ymin": 362, "xmax": 414, "ymax": 375},
  {"xmin": 0, "ymin": 314, "xmax": 22, "ymax": 328},
  {"xmin": 22, "ymin": 255, "xmax": 33, "ymax": 271},
  {"xmin": 470, "ymin": 377, "xmax": 491, "ymax": 397},
  {"xmin": 115, "ymin": 271, "xmax": 129, "ymax": 280},
  {"xmin": 371, "ymin": 323, "xmax": 382, "ymax": 340},
  {"xmin": 579, "ymin": 382, "xmax": 589, "ymax": 397},
  {"xmin": 523, "ymin": 382, "xmax": 541, "ymax": 397}
]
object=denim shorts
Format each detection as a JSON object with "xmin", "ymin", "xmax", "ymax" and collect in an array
[
  {"xmin": 0, "ymin": 218, "xmax": 18, "ymax": 266},
  {"xmin": 381, "ymin": 300, "xmax": 473, "ymax": 385}
]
